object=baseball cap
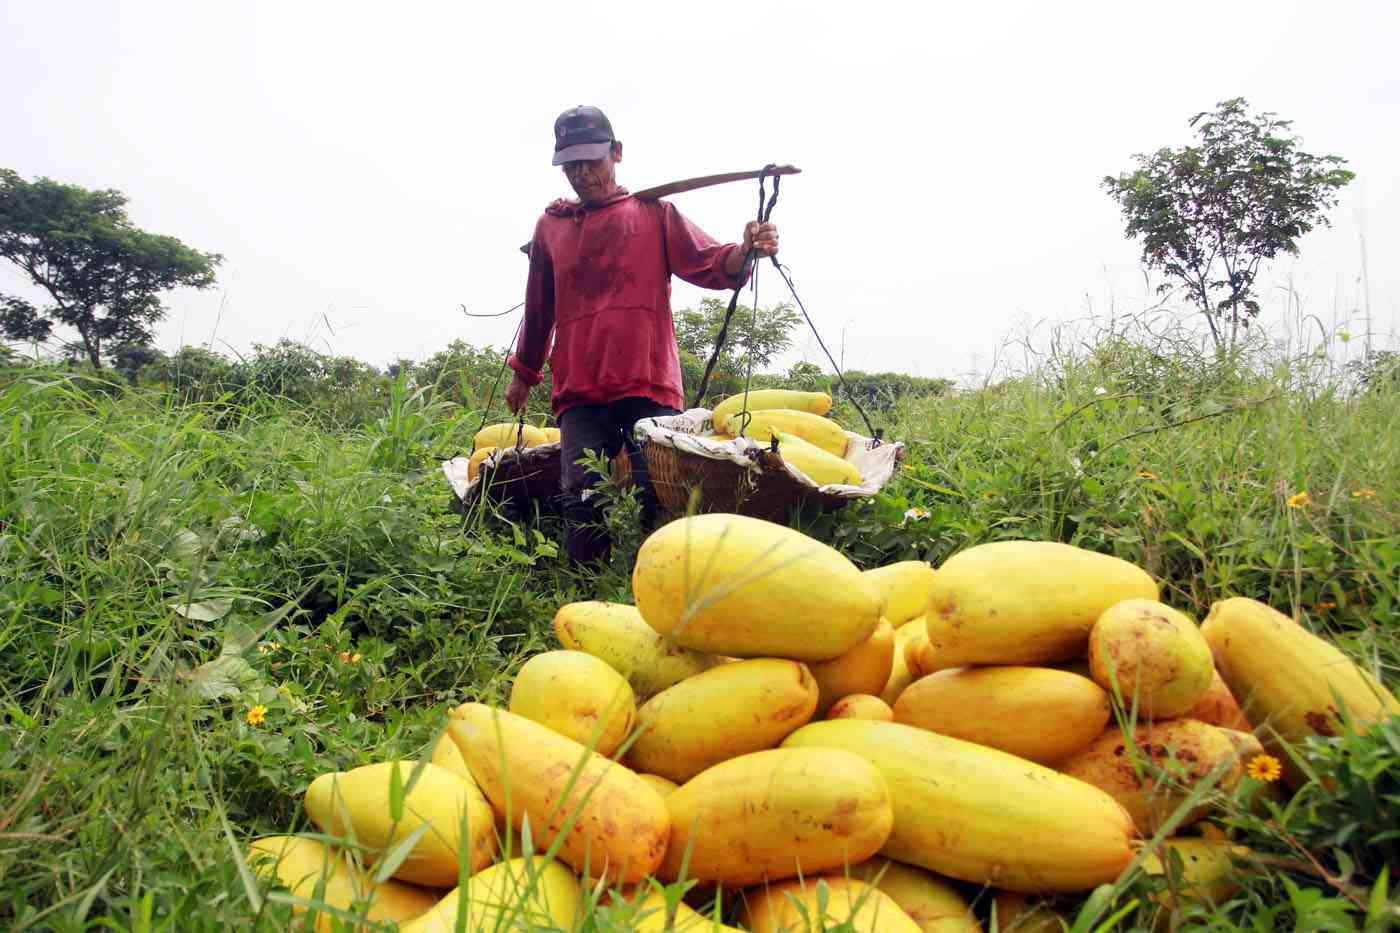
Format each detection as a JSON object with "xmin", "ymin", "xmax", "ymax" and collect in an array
[{"xmin": 552, "ymin": 105, "xmax": 617, "ymax": 166}]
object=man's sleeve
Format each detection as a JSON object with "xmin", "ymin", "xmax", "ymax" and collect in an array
[
  {"xmin": 660, "ymin": 201, "xmax": 752, "ymax": 291},
  {"xmin": 508, "ymin": 223, "xmax": 554, "ymax": 387}
]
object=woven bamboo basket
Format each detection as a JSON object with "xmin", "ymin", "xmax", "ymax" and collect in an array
[{"xmin": 635, "ymin": 407, "xmax": 905, "ymax": 522}]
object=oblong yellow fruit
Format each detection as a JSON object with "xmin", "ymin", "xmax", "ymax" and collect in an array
[
  {"xmin": 905, "ymin": 628, "xmax": 938, "ymax": 680},
  {"xmin": 633, "ymin": 513, "xmax": 882, "ymax": 661},
  {"xmin": 1058, "ymin": 719, "xmax": 1242, "ymax": 836},
  {"xmin": 829, "ymin": 693, "xmax": 894, "ymax": 722},
  {"xmin": 303, "ymin": 760, "xmax": 496, "ymax": 887},
  {"xmin": 509, "ymin": 650, "xmax": 637, "ymax": 757},
  {"xmin": 740, "ymin": 877, "xmax": 921, "ymax": 933},
  {"xmin": 627, "ymin": 658, "xmax": 818, "ymax": 783},
  {"xmin": 542, "ymin": 426, "xmax": 561, "ymax": 444},
  {"xmin": 724, "ymin": 408, "xmax": 848, "ymax": 457},
  {"xmin": 782, "ymin": 720, "xmax": 1135, "ymax": 892},
  {"xmin": 398, "ymin": 856, "xmax": 580, "ymax": 933},
  {"xmin": 1184, "ymin": 670, "xmax": 1252, "ymax": 731},
  {"xmin": 553, "ymin": 601, "xmax": 722, "ymax": 700},
  {"xmin": 661, "ymin": 747, "xmax": 893, "ymax": 886},
  {"xmin": 772, "ymin": 430, "xmax": 863, "ymax": 486},
  {"xmin": 1089, "ymin": 599, "xmax": 1214, "ymax": 718},
  {"xmin": 447, "ymin": 703, "xmax": 669, "ymax": 883},
  {"xmin": 863, "ymin": 561, "xmax": 938, "ymax": 626},
  {"xmin": 474, "ymin": 421, "xmax": 546, "ymax": 450},
  {"xmin": 810, "ymin": 619, "xmax": 895, "ymax": 714},
  {"xmin": 926, "ymin": 541, "xmax": 1159, "ymax": 666},
  {"xmin": 1140, "ymin": 838, "xmax": 1248, "ymax": 909},
  {"xmin": 247, "ymin": 835, "xmax": 437, "ymax": 932},
  {"xmin": 894, "ymin": 666, "xmax": 1110, "ymax": 765},
  {"xmin": 430, "ymin": 731, "xmax": 472, "ymax": 780},
  {"xmin": 636, "ymin": 773, "xmax": 679, "ymax": 797},
  {"xmin": 1201, "ymin": 596, "xmax": 1400, "ymax": 787},
  {"xmin": 880, "ymin": 619, "xmax": 925, "ymax": 706},
  {"xmin": 467, "ymin": 445, "xmax": 497, "ymax": 482},
  {"xmin": 850, "ymin": 858, "xmax": 981, "ymax": 932},
  {"xmin": 712, "ymin": 388, "xmax": 832, "ymax": 432}
]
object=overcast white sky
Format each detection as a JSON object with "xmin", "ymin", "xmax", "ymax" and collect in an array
[{"xmin": 3, "ymin": 1, "xmax": 1397, "ymax": 381}]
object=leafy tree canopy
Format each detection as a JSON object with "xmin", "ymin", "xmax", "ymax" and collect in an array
[
  {"xmin": 0, "ymin": 169, "xmax": 222, "ymax": 368},
  {"xmin": 1103, "ymin": 99, "xmax": 1353, "ymax": 351}
]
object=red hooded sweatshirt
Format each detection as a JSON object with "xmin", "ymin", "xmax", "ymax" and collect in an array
[{"xmin": 508, "ymin": 189, "xmax": 748, "ymax": 416}]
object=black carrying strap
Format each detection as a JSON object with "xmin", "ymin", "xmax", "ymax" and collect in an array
[
  {"xmin": 688, "ymin": 167, "xmax": 883, "ymax": 444},
  {"xmin": 690, "ymin": 165, "xmax": 782, "ymax": 408}
]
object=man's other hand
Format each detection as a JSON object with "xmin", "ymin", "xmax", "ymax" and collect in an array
[{"xmin": 506, "ymin": 375, "xmax": 531, "ymax": 415}]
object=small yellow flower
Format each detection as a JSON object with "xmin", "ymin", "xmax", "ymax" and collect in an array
[
  {"xmin": 1245, "ymin": 754, "xmax": 1282, "ymax": 782},
  {"xmin": 258, "ymin": 641, "xmax": 281, "ymax": 655},
  {"xmin": 1287, "ymin": 491, "xmax": 1312, "ymax": 509},
  {"xmin": 339, "ymin": 651, "xmax": 351, "ymax": 663},
  {"xmin": 1136, "ymin": 471, "xmax": 1158, "ymax": 481},
  {"xmin": 246, "ymin": 704, "xmax": 268, "ymax": 726},
  {"xmin": 1352, "ymin": 488, "xmax": 1377, "ymax": 500},
  {"xmin": 351, "ymin": 652, "xmax": 363, "ymax": 664}
]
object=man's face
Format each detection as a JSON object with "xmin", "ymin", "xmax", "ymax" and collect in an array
[{"xmin": 562, "ymin": 147, "xmax": 619, "ymax": 204}]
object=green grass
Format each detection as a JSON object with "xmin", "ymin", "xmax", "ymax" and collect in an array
[{"xmin": 0, "ymin": 319, "xmax": 1397, "ymax": 930}]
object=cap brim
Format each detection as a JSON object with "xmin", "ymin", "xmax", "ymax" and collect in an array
[{"xmin": 552, "ymin": 141, "xmax": 613, "ymax": 165}]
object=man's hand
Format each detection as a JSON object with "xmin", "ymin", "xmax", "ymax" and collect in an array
[
  {"xmin": 743, "ymin": 221, "xmax": 779, "ymax": 258},
  {"xmin": 505, "ymin": 374, "xmax": 531, "ymax": 415}
]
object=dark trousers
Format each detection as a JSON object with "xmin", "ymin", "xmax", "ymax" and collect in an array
[{"xmin": 558, "ymin": 397, "xmax": 679, "ymax": 564}]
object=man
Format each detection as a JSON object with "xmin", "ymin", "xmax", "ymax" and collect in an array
[{"xmin": 506, "ymin": 105, "xmax": 779, "ymax": 564}]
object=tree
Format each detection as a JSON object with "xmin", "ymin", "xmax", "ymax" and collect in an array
[
  {"xmin": 0, "ymin": 169, "xmax": 222, "ymax": 368},
  {"xmin": 675, "ymin": 297, "xmax": 802, "ymax": 405},
  {"xmin": 1103, "ymin": 99, "xmax": 1353, "ymax": 351}
]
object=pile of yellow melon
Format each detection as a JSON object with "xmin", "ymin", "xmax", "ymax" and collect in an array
[
  {"xmin": 467, "ymin": 422, "xmax": 559, "ymax": 483},
  {"xmin": 248, "ymin": 514, "xmax": 1398, "ymax": 932}
]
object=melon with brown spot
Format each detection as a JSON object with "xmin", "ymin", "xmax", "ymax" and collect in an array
[
  {"xmin": 1057, "ymin": 719, "xmax": 1242, "ymax": 836},
  {"xmin": 1201, "ymin": 596, "xmax": 1400, "ymax": 788},
  {"xmin": 1089, "ymin": 598, "xmax": 1214, "ymax": 718}
]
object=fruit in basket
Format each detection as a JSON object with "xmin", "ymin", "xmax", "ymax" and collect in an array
[
  {"xmin": 474, "ymin": 421, "xmax": 546, "ymax": 450},
  {"xmin": 783, "ymin": 720, "xmax": 1136, "ymax": 892},
  {"xmin": 247, "ymin": 835, "xmax": 437, "ymax": 932},
  {"xmin": 712, "ymin": 388, "xmax": 833, "ymax": 432},
  {"xmin": 509, "ymin": 650, "xmax": 637, "ymax": 757},
  {"xmin": 399, "ymin": 856, "xmax": 581, "ymax": 933},
  {"xmin": 810, "ymin": 619, "xmax": 895, "ymax": 714},
  {"xmin": 447, "ymin": 703, "xmax": 669, "ymax": 883},
  {"xmin": 849, "ymin": 858, "xmax": 980, "ymax": 932},
  {"xmin": 633, "ymin": 514, "xmax": 882, "ymax": 661},
  {"xmin": 553, "ymin": 601, "xmax": 723, "ymax": 701},
  {"xmin": 1184, "ymin": 670, "xmax": 1252, "ymax": 731},
  {"xmin": 1057, "ymin": 719, "xmax": 1241, "ymax": 836},
  {"xmin": 829, "ymin": 693, "xmax": 894, "ymax": 721},
  {"xmin": 1089, "ymin": 599, "xmax": 1214, "ymax": 718},
  {"xmin": 770, "ymin": 430, "xmax": 863, "ymax": 486},
  {"xmin": 740, "ymin": 876, "xmax": 923, "ymax": 933},
  {"xmin": 303, "ymin": 761, "xmax": 497, "ymax": 887},
  {"xmin": 467, "ymin": 445, "xmax": 497, "ymax": 482},
  {"xmin": 1201, "ymin": 596, "xmax": 1400, "ymax": 787},
  {"xmin": 660, "ymin": 747, "xmax": 893, "ymax": 886},
  {"xmin": 626, "ymin": 658, "xmax": 818, "ymax": 782},
  {"xmin": 925, "ymin": 541, "xmax": 1159, "ymax": 666},
  {"xmin": 542, "ymin": 426, "xmax": 561, "ymax": 444},
  {"xmin": 862, "ymin": 561, "xmax": 937, "ymax": 627},
  {"xmin": 894, "ymin": 666, "xmax": 1110, "ymax": 765},
  {"xmin": 723, "ymin": 409, "xmax": 849, "ymax": 457}
]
